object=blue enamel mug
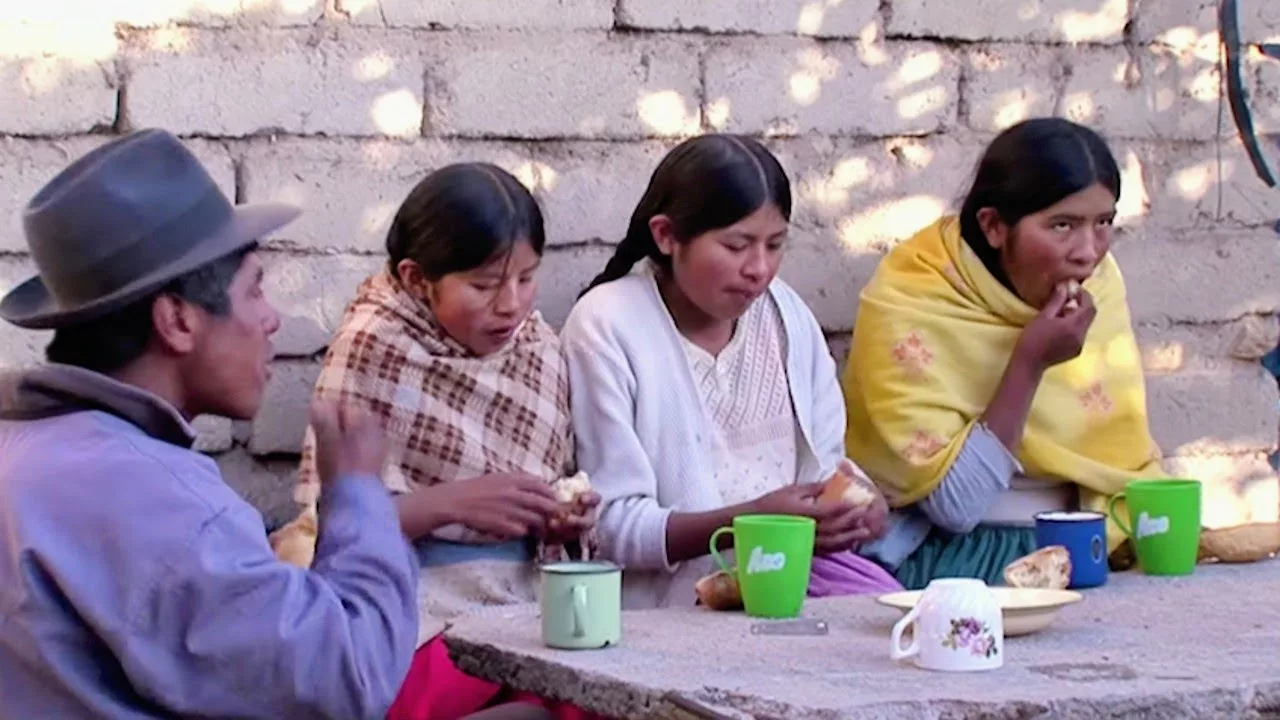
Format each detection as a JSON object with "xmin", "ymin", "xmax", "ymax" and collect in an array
[{"xmin": 1033, "ymin": 511, "xmax": 1108, "ymax": 589}]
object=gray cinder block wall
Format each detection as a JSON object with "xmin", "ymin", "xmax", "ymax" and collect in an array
[{"xmin": 2, "ymin": 0, "xmax": 1279, "ymax": 530}]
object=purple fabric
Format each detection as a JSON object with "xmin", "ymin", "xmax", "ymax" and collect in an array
[{"xmin": 807, "ymin": 550, "xmax": 904, "ymax": 598}]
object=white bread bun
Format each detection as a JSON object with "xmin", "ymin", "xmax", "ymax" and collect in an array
[
  {"xmin": 551, "ymin": 471, "xmax": 592, "ymax": 505},
  {"xmin": 1063, "ymin": 279, "xmax": 1084, "ymax": 311},
  {"xmin": 1199, "ymin": 522, "xmax": 1280, "ymax": 563},
  {"xmin": 694, "ymin": 570, "xmax": 743, "ymax": 611},
  {"xmin": 269, "ymin": 505, "xmax": 318, "ymax": 569},
  {"xmin": 818, "ymin": 458, "xmax": 877, "ymax": 510},
  {"xmin": 1003, "ymin": 545, "xmax": 1071, "ymax": 589}
]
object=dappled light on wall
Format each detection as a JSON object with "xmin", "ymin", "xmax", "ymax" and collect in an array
[
  {"xmin": 510, "ymin": 161, "xmax": 561, "ymax": 195},
  {"xmin": 1053, "ymin": 0, "xmax": 1129, "ymax": 43},
  {"xmin": 1172, "ymin": 160, "xmax": 1222, "ymax": 203},
  {"xmin": 2, "ymin": 0, "xmax": 1280, "ymax": 530},
  {"xmin": 370, "ymin": 90, "xmax": 422, "ymax": 137},
  {"xmin": 889, "ymin": 49, "xmax": 945, "ymax": 121},
  {"xmin": 789, "ymin": 48, "xmax": 840, "ymax": 106},
  {"xmin": 1115, "ymin": 149, "xmax": 1149, "ymax": 224},
  {"xmin": 635, "ymin": 90, "xmax": 699, "ymax": 136},
  {"xmin": 794, "ymin": 0, "xmax": 852, "ymax": 36},
  {"xmin": 838, "ymin": 196, "xmax": 947, "ymax": 253}
]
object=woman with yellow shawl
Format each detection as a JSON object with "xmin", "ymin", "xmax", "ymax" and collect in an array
[{"xmin": 845, "ymin": 118, "xmax": 1165, "ymax": 590}]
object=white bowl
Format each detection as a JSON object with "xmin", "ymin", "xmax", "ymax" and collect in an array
[{"xmin": 876, "ymin": 586, "xmax": 1084, "ymax": 636}]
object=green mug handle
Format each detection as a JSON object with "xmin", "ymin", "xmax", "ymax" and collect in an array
[
  {"xmin": 1107, "ymin": 492, "xmax": 1132, "ymax": 537},
  {"xmin": 571, "ymin": 584, "xmax": 588, "ymax": 639},
  {"xmin": 708, "ymin": 527, "xmax": 735, "ymax": 574}
]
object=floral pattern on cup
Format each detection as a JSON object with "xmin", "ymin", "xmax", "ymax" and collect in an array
[{"xmin": 941, "ymin": 617, "xmax": 999, "ymax": 658}]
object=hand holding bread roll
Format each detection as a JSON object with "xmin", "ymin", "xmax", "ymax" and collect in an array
[
  {"xmin": 548, "ymin": 471, "xmax": 598, "ymax": 561},
  {"xmin": 818, "ymin": 458, "xmax": 878, "ymax": 510},
  {"xmin": 551, "ymin": 471, "xmax": 592, "ymax": 511}
]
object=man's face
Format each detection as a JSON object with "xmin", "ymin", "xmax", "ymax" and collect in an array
[{"xmin": 183, "ymin": 252, "xmax": 280, "ymax": 420}]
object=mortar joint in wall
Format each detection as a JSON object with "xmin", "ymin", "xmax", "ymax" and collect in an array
[
  {"xmin": 955, "ymin": 59, "xmax": 971, "ymax": 128},
  {"xmin": 696, "ymin": 48, "xmax": 710, "ymax": 132},
  {"xmin": 112, "ymin": 85, "xmax": 131, "ymax": 135},
  {"xmin": 232, "ymin": 157, "xmax": 248, "ymax": 205},
  {"xmin": 1049, "ymin": 52, "xmax": 1074, "ymax": 116},
  {"xmin": 878, "ymin": 0, "xmax": 893, "ymax": 29}
]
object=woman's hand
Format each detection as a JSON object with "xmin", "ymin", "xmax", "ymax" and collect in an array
[
  {"xmin": 1014, "ymin": 282, "xmax": 1097, "ymax": 373},
  {"xmin": 982, "ymin": 282, "xmax": 1094, "ymax": 451},
  {"xmin": 746, "ymin": 478, "xmax": 889, "ymax": 555},
  {"xmin": 747, "ymin": 482, "xmax": 824, "ymax": 517},
  {"xmin": 398, "ymin": 473, "xmax": 561, "ymax": 540},
  {"xmin": 813, "ymin": 488, "xmax": 889, "ymax": 555},
  {"xmin": 543, "ymin": 491, "xmax": 601, "ymax": 546}
]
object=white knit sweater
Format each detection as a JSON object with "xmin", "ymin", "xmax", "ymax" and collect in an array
[{"xmin": 561, "ymin": 268, "xmax": 846, "ymax": 609}]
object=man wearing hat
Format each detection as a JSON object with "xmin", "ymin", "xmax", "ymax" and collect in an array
[{"xmin": 0, "ymin": 130, "xmax": 419, "ymax": 718}]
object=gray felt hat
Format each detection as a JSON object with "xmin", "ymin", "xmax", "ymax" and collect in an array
[{"xmin": 1, "ymin": 129, "xmax": 299, "ymax": 329}]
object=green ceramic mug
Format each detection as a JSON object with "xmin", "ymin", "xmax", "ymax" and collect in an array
[
  {"xmin": 709, "ymin": 514, "xmax": 816, "ymax": 619},
  {"xmin": 540, "ymin": 561, "xmax": 621, "ymax": 650},
  {"xmin": 1107, "ymin": 479, "xmax": 1202, "ymax": 576}
]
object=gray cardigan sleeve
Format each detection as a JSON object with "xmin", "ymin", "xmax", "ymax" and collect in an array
[
  {"xmin": 858, "ymin": 424, "xmax": 1022, "ymax": 570},
  {"xmin": 917, "ymin": 423, "xmax": 1021, "ymax": 534}
]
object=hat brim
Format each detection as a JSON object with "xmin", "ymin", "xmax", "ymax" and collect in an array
[{"xmin": 0, "ymin": 202, "xmax": 300, "ymax": 330}]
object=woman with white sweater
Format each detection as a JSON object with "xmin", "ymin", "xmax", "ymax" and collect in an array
[{"xmin": 560, "ymin": 134, "xmax": 901, "ymax": 609}]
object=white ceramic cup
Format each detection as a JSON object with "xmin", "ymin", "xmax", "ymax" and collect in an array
[{"xmin": 890, "ymin": 578, "xmax": 1004, "ymax": 672}]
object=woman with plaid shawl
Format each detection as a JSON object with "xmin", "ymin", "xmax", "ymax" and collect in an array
[{"xmin": 271, "ymin": 164, "xmax": 601, "ymax": 720}]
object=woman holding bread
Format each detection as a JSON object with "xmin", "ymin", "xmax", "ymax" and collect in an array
[
  {"xmin": 845, "ymin": 118, "xmax": 1165, "ymax": 591},
  {"xmin": 270, "ymin": 163, "xmax": 598, "ymax": 720},
  {"xmin": 562, "ymin": 134, "xmax": 899, "ymax": 611}
]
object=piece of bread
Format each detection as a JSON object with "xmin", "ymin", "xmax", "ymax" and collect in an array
[
  {"xmin": 1063, "ymin": 279, "xmax": 1083, "ymax": 311},
  {"xmin": 269, "ymin": 505, "xmax": 319, "ymax": 569},
  {"xmin": 695, "ymin": 570, "xmax": 743, "ymax": 611},
  {"xmin": 552, "ymin": 471, "xmax": 592, "ymax": 506},
  {"xmin": 818, "ymin": 458, "xmax": 877, "ymax": 510},
  {"xmin": 1003, "ymin": 545, "xmax": 1071, "ymax": 590},
  {"xmin": 1198, "ymin": 523, "xmax": 1280, "ymax": 563}
]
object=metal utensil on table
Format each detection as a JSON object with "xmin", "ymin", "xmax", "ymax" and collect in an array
[
  {"xmin": 749, "ymin": 617, "xmax": 828, "ymax": 636},
  {"xmin": 663, "ymin": 692, "xmax": 741, "ymax": 720}
]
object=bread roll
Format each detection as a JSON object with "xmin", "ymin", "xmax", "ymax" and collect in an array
[
  {"xmin": 269, "ymin": 505, "xmax": 319, "ymax": 569},
  {"xmin": 818, "ymin": 458, "xmax": 877, "ymax": 509},
  {"xmin": 1003, "ymin": 545, "xmax": 1071, "ymax": 590},
  {"xmin": 1063, "ymin": 279, "xmax": 1083, "ymax": 311},
  {"xmin": 1199, "ymin": 523, "xmax": 1280, "ymax": 563},
  {"xmin": 695, "ymin": 570, "xmax": 743, "ymax": 611},
  {"xmin": 552, "ymin": 471, "xmax": 592, "ymax": 506}
]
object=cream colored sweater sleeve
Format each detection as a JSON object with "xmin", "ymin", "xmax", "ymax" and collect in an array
[{"xmin": 561, "ymin": 307, "xmax": 677, "ymax": 573}]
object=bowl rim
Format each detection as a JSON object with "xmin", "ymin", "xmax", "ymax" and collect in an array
[{"xmin": 875, "ymin": 587, "xmax": 1085, "ymax": 612}]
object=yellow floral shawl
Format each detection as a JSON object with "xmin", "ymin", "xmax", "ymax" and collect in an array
[{"xmin": 843, "ymin": 217, "xmax": 1164, "ymax": 553}]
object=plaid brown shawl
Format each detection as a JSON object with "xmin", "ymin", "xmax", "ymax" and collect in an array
[{"xmin": 295, "ymin": 269, "xmax": 575, "ymax": 545}]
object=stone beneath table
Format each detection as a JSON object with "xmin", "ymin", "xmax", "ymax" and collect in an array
[{"xmin": 444, "ymin": 562, "xmax": 1280, "ymax": 719}]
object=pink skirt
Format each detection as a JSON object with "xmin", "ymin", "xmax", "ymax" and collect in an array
[
  {"xmin": 807, "ymin": 550, "xmax": 903, "ymax": 598},
  {"xmin": 386, "ymin": 636, "xmax": 607, "ymax": 720}
]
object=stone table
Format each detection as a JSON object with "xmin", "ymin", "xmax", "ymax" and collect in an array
[{"xmin": 445, "ymin": 562, "xmax": 1280, "ymax": 719}]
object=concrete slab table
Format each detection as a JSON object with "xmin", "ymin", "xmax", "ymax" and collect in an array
[{"xmin": 444, "ymin": 562, "xmax": 1280, "ymax": 719}]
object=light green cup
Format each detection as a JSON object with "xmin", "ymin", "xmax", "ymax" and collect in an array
[
  {"xmin": 540, "ymin": 561, "xmax": 621, "ymax": 650},
  {"xmin": 1107, "ymin": 479, "xmax": 1202, "ymax": 576},
  {"xmin": 709, "ymin": 514, "xmax": 816, "ymax": 619}
]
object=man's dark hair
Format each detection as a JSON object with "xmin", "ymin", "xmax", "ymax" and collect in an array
[{"xmin": 45, "ymin": 247, "xmax": 253, "ymax": 374}]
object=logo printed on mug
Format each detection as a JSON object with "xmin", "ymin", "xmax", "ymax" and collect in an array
[
  {"xmin": 745, "ymin": 546, "xmax": 787, "ymax": 574},
  {"xmin": 1136, "ymin": 512, "xmax": 1170, "ymax": 539}
]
